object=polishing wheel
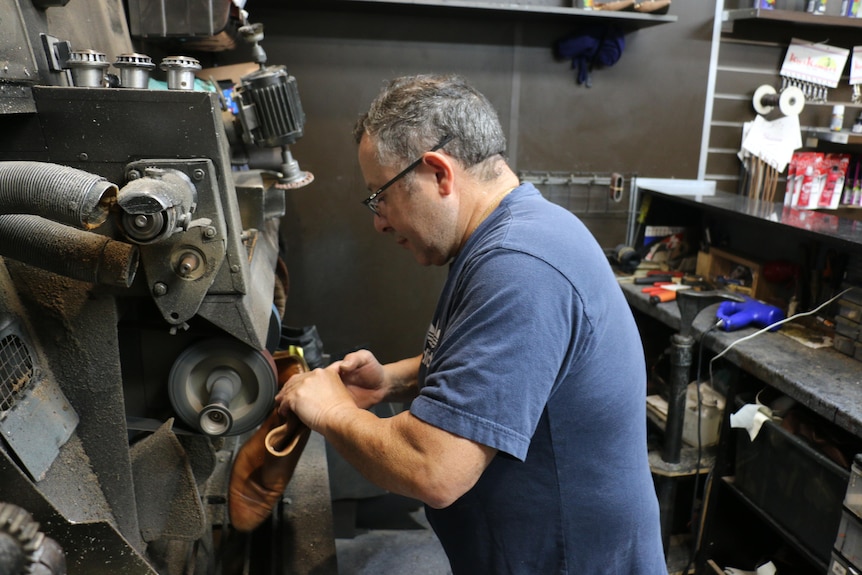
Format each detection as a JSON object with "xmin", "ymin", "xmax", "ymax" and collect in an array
[{"xmin": 169, "ymin": 338, "xmax": 277, "ymax": 436}]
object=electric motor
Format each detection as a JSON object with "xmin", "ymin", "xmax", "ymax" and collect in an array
[{"xmin": 236, "ymin": 65, "xmax": 305, "ymax": 148}]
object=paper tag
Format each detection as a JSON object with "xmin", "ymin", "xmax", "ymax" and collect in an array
[
  {"xmin": 740, "ymin": 114, "xmax": 803, "ymax": 173},
  {"xmin": 780, "ymin": 39, "xmax": 849, "ymax": 88},
  {"xmin": 851, "ymin": 46, "xmax": 862, "ymax": 85}
]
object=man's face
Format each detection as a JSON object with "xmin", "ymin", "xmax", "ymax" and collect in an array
[{"xmin": 357, "ymin": 136, "xmax": 455, "ymax": 267}]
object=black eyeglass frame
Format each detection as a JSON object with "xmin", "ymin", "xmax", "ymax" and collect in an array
[{"xmin": 361, "ymin": 134, "xmax": 455, "ymax": 216}]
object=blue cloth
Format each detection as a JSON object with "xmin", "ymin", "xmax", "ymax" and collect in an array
[
  {"xmin": 412, "ymin": 183, "xmax": 665, "ymax": 574},
  {"xmin": 555, "ymin": 25, "xmax": 625, "ymax": 85}
]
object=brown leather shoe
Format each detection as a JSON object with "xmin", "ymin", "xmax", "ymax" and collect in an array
[{"xmin": 228, "ymin": 351, "xmax": 311, "ymax": 532}]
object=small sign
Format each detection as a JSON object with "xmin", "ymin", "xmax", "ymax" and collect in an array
[
  {"xmin": 851, "ymin": 46, "xmax": 862, "ymax": 85},
  {"xmin": 780, "ymin": 39, "xmax": 849, "ymax": 88}
]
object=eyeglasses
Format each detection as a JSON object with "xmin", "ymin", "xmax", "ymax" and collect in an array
[{"xmin": 361, "ymin": 134, "xmax": 454, "ymax": 216}]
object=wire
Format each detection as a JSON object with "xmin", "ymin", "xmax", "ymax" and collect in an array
[
  {"xmin": 707, "ymin": 287, "xmax": 852, "ymax": 383},
  {"xmin": 684, "ymin": 286, "xmax": 849, "ymax": 573},
  {"xmin": 682, "ymin": 322, "xmax": 719, "ymax": 575}
]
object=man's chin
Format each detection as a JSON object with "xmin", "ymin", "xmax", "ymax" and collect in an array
[
  {"xmin": 406, "ymin": 249, "xmax": 433, "ymax": 267},
  {"xmin": 400, "ymin": 242, "xmax": 446, "ymax": 267}
]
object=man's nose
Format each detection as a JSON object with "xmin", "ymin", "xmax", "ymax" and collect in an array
[{"xmin": 372, "ymin": 212, "xmax": 389, "ymax": 234}]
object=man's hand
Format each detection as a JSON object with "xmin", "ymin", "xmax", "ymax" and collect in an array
[
  {"xmin": 273, "ymin": 350, "xmax": 494, "ymax": 508},
  {"xmin": 274, "ymin": 364, "xmax": 357, "ymax": 433},
  {"xmin": 336, "ymin": 349, "xmax": 388, "ymax": 409}
]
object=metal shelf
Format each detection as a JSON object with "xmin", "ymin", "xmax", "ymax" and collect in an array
[
  {"xmin": 806, "ymin": 128, "xmax": 862, "ymax": 146},
  {"xmin": 723, "ymin": 7, "xmax": 862, "ymax": 28},
  {"xmin": 722, "ymin": 476, "xmax": 829, "ymax": 572},
  {"xmin": 285, "ymin": 0, "xmax": 677, "ymax": 28}
]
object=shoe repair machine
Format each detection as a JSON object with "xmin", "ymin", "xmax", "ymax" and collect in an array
[{"xmin": 0, "ymin": 1, "xmax": 330, "ymax": 574}]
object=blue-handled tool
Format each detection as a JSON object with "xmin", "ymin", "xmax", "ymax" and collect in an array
[{"xmin": 715, "ymin": 295, "xmax": 785, "ymax": 332}]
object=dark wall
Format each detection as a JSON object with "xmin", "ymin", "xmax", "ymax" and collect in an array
[{"xmin": 239, "ymin": 2, "xmax": 717, "ymax": 363}]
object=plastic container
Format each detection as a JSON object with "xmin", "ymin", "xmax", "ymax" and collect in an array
[{"xmin": 682, "ymin": 382, "xmax": 724, "ymax": 448}]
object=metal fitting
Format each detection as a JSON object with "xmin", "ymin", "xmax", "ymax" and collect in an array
[
  {"xmin": 159, "ymin": 56, "xmax": 202, "ymax": 91},
  {"xmin": 114, "ymin": 53, "xmax": 155, "ymax": 89},
  {"xmin": 66, "ymin": 49, "xmax": 109, "ymax": 88}
]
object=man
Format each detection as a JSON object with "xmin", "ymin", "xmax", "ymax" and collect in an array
[{"xmin": 275, "ymin": 74, "xmax": 665, "ymax": 574}]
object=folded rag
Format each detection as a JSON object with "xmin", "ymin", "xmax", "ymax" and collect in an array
[{"xmin": 555, "ymin": 25, "xmax": 625, "ymax": 86}]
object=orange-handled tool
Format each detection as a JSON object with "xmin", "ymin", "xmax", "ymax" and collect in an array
[
  {"xmin": 649, "ymin": 290, "xmax": 677, "ymax": 304},
  {"xmin": 642, "ymin": 282, "xmax": 673, "ymax": 294}
]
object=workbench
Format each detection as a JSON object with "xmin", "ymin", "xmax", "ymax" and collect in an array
[
  {"xmin": 620, "ymin": 279, "xmax": 862, "ymax": 438},
  {"xmin": 625, "ymin": 184, "xmax": 862, "ymax": 574}
]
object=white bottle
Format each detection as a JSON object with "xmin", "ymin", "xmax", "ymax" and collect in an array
[{"xmin": 831, "ymin": 104, "xmax": 845, "ymax": 131}]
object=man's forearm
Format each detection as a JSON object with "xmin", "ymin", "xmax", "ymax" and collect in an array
[
  {"xmin": 320, "ymin": 405, "xmax": 493, "ymax": 508},
  {"xmin": 382, "ymin": 354, "xmax": 422, "ymax": 402}
]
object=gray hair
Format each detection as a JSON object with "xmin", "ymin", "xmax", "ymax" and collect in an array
[{"xmin": 353, "ymin": 74, "xmax": 508, "ymax": 182}]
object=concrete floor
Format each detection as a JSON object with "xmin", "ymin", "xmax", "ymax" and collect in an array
[
  {"xmin": 333, "ymin": 495, "xmax": 452, "ymax": 575},
  {"xmin": 332, "ymin": 495, "xmax": 689, "ymax": 575}
]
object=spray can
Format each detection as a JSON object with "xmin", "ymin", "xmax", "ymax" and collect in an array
[
  {"xmin": 831, "ymin": 105, "xmax": 845, "ymax": 131},
  {"xmin": 798, "ymin": 165, "xmax": 814, "ymax": 208}
]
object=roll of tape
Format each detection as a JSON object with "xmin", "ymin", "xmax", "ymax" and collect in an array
[
  {"xmin": 778, "ymin": 86, "xmax": 805, "ymax": 116},
  {"xmin": 753, "ymin": 84, "xmax": 778, "ymax": 115}
]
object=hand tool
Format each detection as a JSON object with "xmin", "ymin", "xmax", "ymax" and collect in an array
[
  {"xmin": 641, "ymin": 282, "xmax": 673, "ymax": 294},
  {"xmin": 635, "ymin": 275, "xmax": 674, "ymax": 284},
  {"xmin": 648, "ymin": 284, "xmax": 692, "ymax": 305},
  {"xmin": 650, "ymin": 290, "xmax": 677, "ymax": 304},
  {"xmin": 715, "ymin": 295, "xmax": 785, "ymax": 331}
]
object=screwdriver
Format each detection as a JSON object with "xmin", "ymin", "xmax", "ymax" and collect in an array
[
  {"xmin": 648, "ymin": 284, "xmax": 692, "ymax": 304},
  {"xmin": 650, "ymin": 290, "xmax": 677, "ymax": 304}
]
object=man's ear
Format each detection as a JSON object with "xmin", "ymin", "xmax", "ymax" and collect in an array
[{"xmin": 423, "ymin": 151, "xmax": 455, "ymax": 197}]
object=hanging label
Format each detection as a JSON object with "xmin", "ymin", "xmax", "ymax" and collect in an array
[
  {"xmin": 780, "ymin": 39, "xmax": 849, "ymax": 88},
  {"xmin": 739, "ymin": 114, "xmax": 803, "ymax": 173},
  {"xmin": 851, "ymin": 46, "xmax": 862, "ymax": 85}
]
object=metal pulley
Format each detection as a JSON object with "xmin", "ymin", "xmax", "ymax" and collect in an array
[
  {"xmin": 168, "ymin": 338, "xmax": 278, "ymax": 436},
  {"xmin": 117, "ymin": 167, "xmax": 197, "ymax": 244}
]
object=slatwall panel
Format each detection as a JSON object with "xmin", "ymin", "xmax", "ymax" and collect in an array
[{"xmin": 703, "ymin": 1, "xmax": 862, "ymax": 198}]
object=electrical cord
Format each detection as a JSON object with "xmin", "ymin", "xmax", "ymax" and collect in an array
[
  {"xmin": 682, "ymin": 286, "xmax": 851, "ymax": 573},
  {"xmin": 707, "ymin": 287, "xmax": 852, "ymax": 384},
  {"xmin": 682, "ymin": 322, "xmax": 719, "ymax": 575}
]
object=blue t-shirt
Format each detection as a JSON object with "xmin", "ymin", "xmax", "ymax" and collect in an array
[{"xmin": 412, "ymin": 183, "xmax": 665, "ymax": 574}]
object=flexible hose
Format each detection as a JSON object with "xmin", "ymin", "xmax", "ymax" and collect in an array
[
  {"xmin": 0, "ymin": 215, "xmax": 138, "ymax": 287},
  {"xmin": 0, "ymin": 161, "xmax": 116, "ymax": 229}
]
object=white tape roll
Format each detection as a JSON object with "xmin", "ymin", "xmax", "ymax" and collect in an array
[
  {"xmin": 753, "ymin": 84, "xmax": 777, "ymax": 115},
  {"xmin": 778, "ymin": 86, "xmax": 805, "ymax": 116}
]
